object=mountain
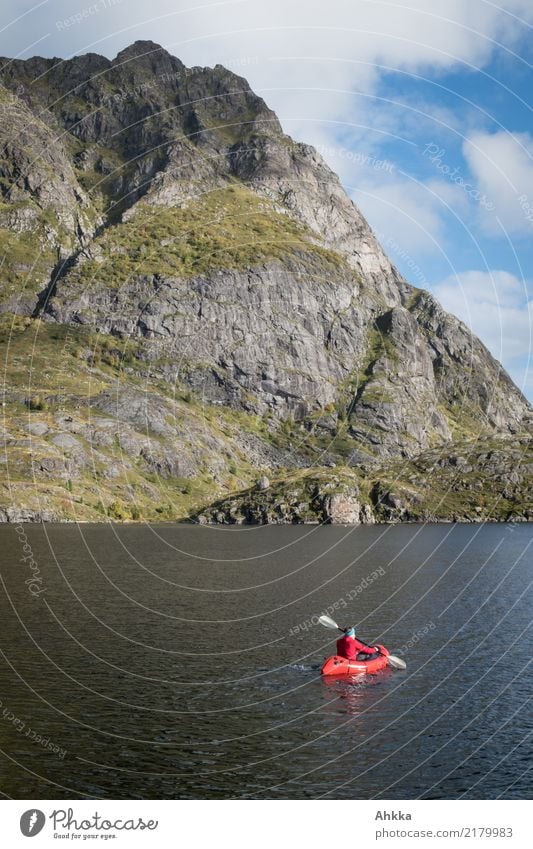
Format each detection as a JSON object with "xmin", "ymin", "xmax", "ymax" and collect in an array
[{"xmin": 0, "ymin": 41, "xmax": 531, "ymax": 523}]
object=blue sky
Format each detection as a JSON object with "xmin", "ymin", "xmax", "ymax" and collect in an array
[{"xmin": 1, "ymin": 0, "xmax": 532, "ymax": 400}]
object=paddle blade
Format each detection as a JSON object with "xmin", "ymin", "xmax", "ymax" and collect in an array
[
  {"xmin": 387, "ymin": 655, "xmax": 407, "ymax": 670},
  {"xmin": 318, "ymin": 614, "xmax": 341, "ymax": 631}
]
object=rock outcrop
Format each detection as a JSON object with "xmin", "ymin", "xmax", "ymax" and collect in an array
[{"xmin": 0, "ymin": 42, "xmax": 531, "ymax": 522}]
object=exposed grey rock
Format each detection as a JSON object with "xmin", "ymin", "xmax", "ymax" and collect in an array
[
  {"xmin": 140, "ymin": 446, "xmax": 198, "ymax": 480},
  {"xmin": 229, "ymin": 134, "xmax": 405, "ymax": 302},
  {"xmin": 37, "ymin": 457, "xmax": 68, "ymax": 476},
  {"xmin": 44, "ymin": 258, "xmax": 529, "ymax": 458},
  {"xmin": 323, "ymin": 492, "xmax": 362, "ymax": 524},
  {"xmin": 360, "ymin": 504, "xmax": 375, "ymax": 524},
  {"xmin": 0, "ymin": 86, "xmax": 95, "ymax": 238},
  {"xmin": 24, "ymin": 421, "xmax": 49, "ymax": 436},
  {"xmin": 0, "ymin": 507, "xmax": 57, "ymax": 522},
  {"xmin": 50, "ymin": 433, "xmax": 82, "ymax": 451},
  {"xmin": 231, "ymin": 431, "xmax": 309, "ymax": 470}
]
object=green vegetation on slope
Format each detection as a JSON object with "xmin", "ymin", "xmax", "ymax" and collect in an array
[
  {"xmin": 0, "ymin": 203, "xmax": 64, "ymax": 305},
  {"xmin": 1, "ymin": 313, "xmax": 531, "ymax": 523},
  {"xmin": 0, "ymin": 314, "xmax": 294, "ymax": 521},
  {"xmin": 194, "ymin": 433, "xmax": 533, "ymax": 525},
  {"xmin": 64, "ymin": 185, "xmax": 345, "ymax": 288}
]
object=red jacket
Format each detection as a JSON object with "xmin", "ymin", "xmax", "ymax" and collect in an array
[{"xmin": 336, "ymin": 635, "xmax": 375, "ymax": 660}]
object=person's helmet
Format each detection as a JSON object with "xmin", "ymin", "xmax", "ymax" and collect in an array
[{"xmin": 344, "ymin": 627, "xmax": 356, "ymax": 637}]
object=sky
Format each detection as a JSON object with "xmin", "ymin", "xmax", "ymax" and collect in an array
[{"xmin": 1, "ymin": 0, "xmax": 532, "ymax": 400}]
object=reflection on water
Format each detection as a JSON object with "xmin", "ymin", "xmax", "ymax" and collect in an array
[{"xmin": 0, "ymin": 522, "xmax": 531, "ymax": 799}]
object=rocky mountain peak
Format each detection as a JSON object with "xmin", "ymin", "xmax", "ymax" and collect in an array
[
  {"xmin": 112, "ymin": 39, "xmax": 185, "ymax": 79},
  {"xmin": 113, "ymin": 40, "xmax": 169, "ymax": 62},
  {"xmin": 0, "ymin": 43, "xmax": 531, "ymax": 524}
]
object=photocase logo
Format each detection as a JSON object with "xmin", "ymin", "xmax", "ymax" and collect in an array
[{"xmin": 20, "ymin": 809, "xmax": 46, "ymax": 837}]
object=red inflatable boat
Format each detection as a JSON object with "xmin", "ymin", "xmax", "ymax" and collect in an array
[{"xmin": 321, "ymin": 645, "xmax": 390, "ymax": 676}]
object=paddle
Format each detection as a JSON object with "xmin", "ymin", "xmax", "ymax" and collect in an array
[{"xmin": 318, "ymin": 614, "xmax": 407, "ymax": 670}]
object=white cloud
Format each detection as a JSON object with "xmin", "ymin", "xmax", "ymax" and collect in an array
[
  {"xmin": 431, "ymin": 270, "xmax": 532, "ymax": 393},
  {"xmin": 356, "ymin": 179, "xmax": 445, "ymax": 258},
  {"xmin": 355, "ymin": 174, "xmax": 470, "ymax": 262},
  {"xmin": 463, "ymin": 130, "xmax": 533, "ymax": 236}
]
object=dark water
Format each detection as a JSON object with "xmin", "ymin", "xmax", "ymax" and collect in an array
[{"xmin": 0, "ymin": 522, "xmax": 532, "ymax": 800}]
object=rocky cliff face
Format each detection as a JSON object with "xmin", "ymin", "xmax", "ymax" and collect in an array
[{"xmin": 0, "ymin": 41, "xmax": 531, "ymax": 523}]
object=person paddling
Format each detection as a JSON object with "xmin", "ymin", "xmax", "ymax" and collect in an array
[
  {"xmin": 318, "ymin": 614, "xmax": 407, "ymax": 670},
  {"xmin": 337, "ymin": 626, "xmax": 381, "ymax": 661}
]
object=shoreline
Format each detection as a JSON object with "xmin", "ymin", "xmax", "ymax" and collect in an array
[{"xmin": 1, "ymin": 516, "xmax": 532, "ymax": 526}]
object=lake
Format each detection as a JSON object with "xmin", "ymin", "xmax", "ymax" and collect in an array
[{"xmin": 0, "ymin": 522, "xmax": 532, "ymax": 799}]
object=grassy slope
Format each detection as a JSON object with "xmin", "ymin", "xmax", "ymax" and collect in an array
[
  {"xmin": 63, "ymin": 185, "xmax": 345, "ymax": 291},
  {"xmin": 2, "ymin": 311, "xmax": 531, "ymax": 523},
  {"xmin": 1, "ymin": 315, "xmax": 292, "ymax": 521},
  {"xmin": 0, "ymin": 202, "xmax": 62, "ymax": 307},
  {"xmin": 196, "ymin": 434, "xmax": 533, "ymax": 524}
]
